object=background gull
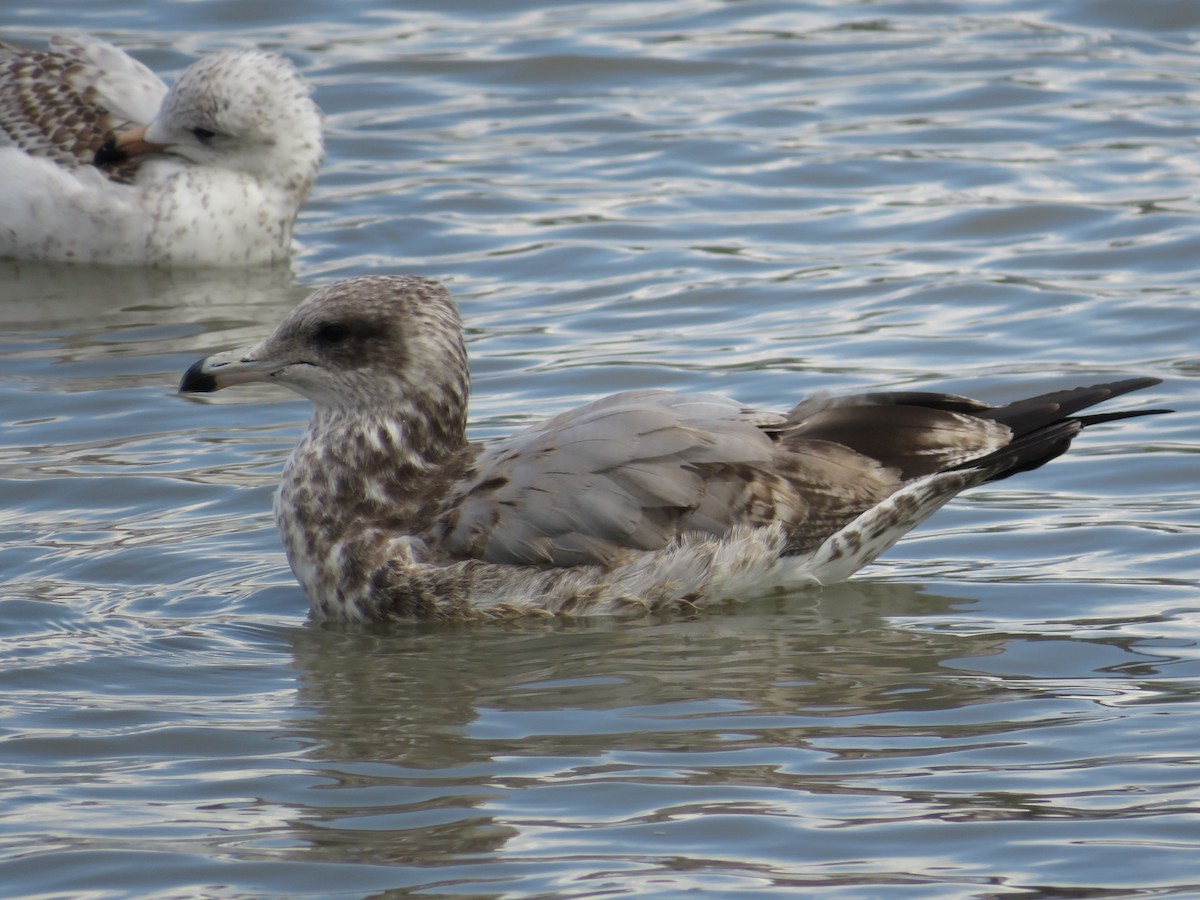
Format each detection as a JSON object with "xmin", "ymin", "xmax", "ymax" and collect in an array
[
  {"xmin": 180, "ymin": 275, "xmax": 1169, "ymax": 623},
  {"xmin": 0, "ymin": 34, "xmax": 323, "ymax": 266}
]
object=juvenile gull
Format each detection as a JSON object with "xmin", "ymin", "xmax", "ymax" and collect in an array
[
  {"xmin": 180, "ymin": 275, "xmax": 1167, "ymax": 622},
  {"xmin": 0, "ymin": 34, "xmax": 323, "ymax": 266}
]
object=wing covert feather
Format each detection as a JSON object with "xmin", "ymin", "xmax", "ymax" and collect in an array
[{"xmin": 435, "ymin": 390, "xmax": 782, "ymax": 565}]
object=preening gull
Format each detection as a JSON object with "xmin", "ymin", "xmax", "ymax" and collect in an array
[
  {"xmin": 180, "ymin": 275, "xmax": 1168, "ymax": 622},
  {"xmin": 0, "ymin": 34, "xmax": 323, "ymax": 266}
]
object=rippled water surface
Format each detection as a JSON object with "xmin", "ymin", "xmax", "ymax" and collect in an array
[{"xmin": 2, "ymin": 1, "xmax": 1199, "ymax": 897}]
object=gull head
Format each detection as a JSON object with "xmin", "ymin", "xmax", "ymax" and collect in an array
[{"xmin": 180, "ymin": 276, "xmax": 469, "ymax": 420}]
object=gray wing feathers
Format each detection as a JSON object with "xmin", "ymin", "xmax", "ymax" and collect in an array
[
  {"xmin": 437, "ymin": 390, "xmax": 782, "ymax": 566},
  {"xmin": 434, "ymin": 389, "xmax": 1012, "ymax": 566}
]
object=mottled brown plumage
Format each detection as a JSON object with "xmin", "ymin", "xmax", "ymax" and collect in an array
[
  {"xmin": 180, "ymin": 275, "xmax": 1167, "ymax": 622},
  {"xmin": 0, "ymin": 39, "xmax": 143, "ymax": 180}
]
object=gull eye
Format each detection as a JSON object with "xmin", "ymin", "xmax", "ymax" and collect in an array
[
  {"xmin": 313, "ymin": 321, "xmax": 351, "ymax": 347},
  {"xmin": 190, "ymin": 126, "xmax": 217, "ymax": 143}
]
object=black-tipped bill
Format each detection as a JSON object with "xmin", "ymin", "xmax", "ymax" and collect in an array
[
  {"xmin": 94, "ymin": 137, "xmax": 126, "ymax": 166},
  {"xmin": 180, "ymin": 358, "xmax": 218, "ymax": 393},
  {"xmin": 94, "ymin": 125, "xmax": 163, "ymax": 168}
]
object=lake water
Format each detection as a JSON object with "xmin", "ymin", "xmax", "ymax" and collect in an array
[{"xmin": 2, "ymin": 1, "xmax": 1199, "ymax": 897}]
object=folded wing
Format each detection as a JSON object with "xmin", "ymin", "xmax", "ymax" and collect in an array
[
  {"xmin": 0, "ymin": 35, "xmax": 165, "ymax": 175},
  {"xmin": 430, "ymin": 378, "xmax": 1161, "ymax": 569}
]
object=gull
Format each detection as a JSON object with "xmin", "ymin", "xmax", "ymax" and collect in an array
[
  {"xmin": 0, "ymin": 34, "xmax": 323, "ymax": 266},
  {"xmin": 180, "ymin": 275, "xmax": 1167, "ymax": 622}
]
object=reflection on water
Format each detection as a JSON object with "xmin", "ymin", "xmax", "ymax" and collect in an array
[
  {"xmin": 292, "ymin": 584, "xmax": 1009, "ymax": 766},
  {"xmin": 279, "ymin": 581, "xmax": 1199, "ymax": 893},
  {"xmin": 287, "ymin": 584, "xmax": 1017, "ymax": 872},
  {"xmin": 0, "ymin": 259, "xmax": 302, "ymax": 326}
]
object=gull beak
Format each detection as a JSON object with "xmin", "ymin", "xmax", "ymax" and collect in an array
[
  {"xmin": 179, "ymin": 345, "xmax": 287, "ymax": 394},
  {"xmin": 95, "ymin": 124, "xmax": 167, "ymax": 166}
]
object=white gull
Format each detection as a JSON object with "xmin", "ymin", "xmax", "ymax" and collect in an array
[
  {"xmin": 0, "ymin": 34, "xmax": 323, "ymax": 266},
  {"xmin": 180, "ymin": 275, "xmax": 1168, "ymax": 622}
]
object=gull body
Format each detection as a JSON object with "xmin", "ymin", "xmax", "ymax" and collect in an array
[{"xmin": 181, "ymin": 275, "xmax": 1166, "ymax": 622}]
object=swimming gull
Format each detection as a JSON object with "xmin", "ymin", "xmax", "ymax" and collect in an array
[
  {"xmin": 180, "ymin": 275, "xmax": 1168, "ymax": 622},
  {"xmin": 0, "ymin": 34, "xmax": 323, "ymax": 266}
]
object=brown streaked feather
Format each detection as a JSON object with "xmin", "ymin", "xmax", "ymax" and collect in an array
[
  {"xmin": 768, "ymin": 440, "xmax": 903, "ymax": 553},
  {"xmin": 778, "ymin": 400, "xmax": 1010, "ymax": 479},
  {"xmin": 0, "ymin": 41, "xmax": 141, "ymax": 181}
]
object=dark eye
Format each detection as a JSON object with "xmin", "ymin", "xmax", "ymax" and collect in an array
[
  {"xmin": 190, "ymin": 126, "xmax": 217, "ymax": 143},
  {"xmin": 313, "ymin": 322, "xmax": 351, "ymax": 347}
]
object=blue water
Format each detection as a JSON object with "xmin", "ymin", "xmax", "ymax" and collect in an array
[{"xmin": 1, "ymin": 2, "xmax": 1198, "ymax": 897}]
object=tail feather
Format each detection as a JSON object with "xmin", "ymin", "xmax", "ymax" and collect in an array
[{"xmin": 806, "ymin": 470, "xmax": 980, "ymax": 584}]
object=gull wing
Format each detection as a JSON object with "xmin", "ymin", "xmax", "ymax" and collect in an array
[
  {"xmin": 0, "ymin": 34, "xmax": 165, "ymax": 170},
  {"xmin": 434, "ymin": 390, "xmax": 799, "ymax": 566}
]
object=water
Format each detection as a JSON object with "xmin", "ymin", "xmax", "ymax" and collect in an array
[{"xmin": 2, "ymin": 1, "xmax": 1199, "ymax": 896}]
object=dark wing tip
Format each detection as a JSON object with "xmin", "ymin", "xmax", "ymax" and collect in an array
[
  {"xmin": 985, "ymin": 376, "xmax": 1166, "ymax": 433},
  {"xmin": 971, "ymin": 377, "xmax": 1168, "ymax": 482},
  {"xmin": 1076, "ymin": 407, "xmax": 1173, "ymax": 427},
  {"xmin": 179, "ymin": 359, "xmax": 217, "ymax": 394}
]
